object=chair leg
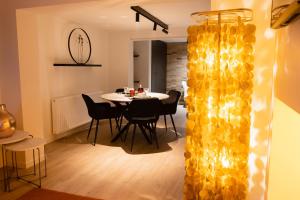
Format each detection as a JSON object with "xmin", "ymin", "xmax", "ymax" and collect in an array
[
  {"xmin": 115, "ymin": 116, "xmax": 120, "ymax": 129},
  {"xmin": 120, "ymin": 114, "xmax": 123, "ymax": 129},
  {"xmin": 115, "ymin": 114, "xmax": 124, "ymax": 130},
  {"xmin": 87, "ymin": 119, "xmax": 94, "ymax": 140},
  {"xmin": 94, "ymin": 120, "xmax": 100, "ymax": 146},
  {"xmin": 152, "ymin": 123, "xmax": 159, "ymax": 149},
  {"xmin": 163, "ymin": 115, "xmax": 167, "ymax": 132},
  {"xmin": 170, "ymin": 114, "xmax": 178, "ymax": 138},
  {"xmin": 131, "ymin": 124, "xmax": 137, "ymax": 152},
  {"xmin": 123, "ymin": 124, "xmax": 130, "ymax": 142},
  {"xmin": 109, "ymin": 118, "xmax": 113, "ymax": 137},
  {"xmin": 138, "ymin": 124, "xmax": 151, "ymax": 144},
  {"xmin": 111, "ymin": 122, "xmax": 130, "ymax": 142},
  {"xmin": 148, "ymin": 123, "xmax": 153, "ymax": 142},
  {"xmin": 115, "ymin": 117, "xmax": 121, "ymax": 132}
]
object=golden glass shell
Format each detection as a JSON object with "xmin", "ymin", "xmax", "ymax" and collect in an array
[
  {"xmin": 184, "ymin": 9, "xmax": 255, "ymax": 200},
  {"xmin": 0, "ymin": 104, "xmax": 16, "ymax": 138}
]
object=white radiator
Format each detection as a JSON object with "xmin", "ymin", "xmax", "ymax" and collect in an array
[{"xmin": 51, "ymin": 91, "xmax": 104, "ymax": 134}]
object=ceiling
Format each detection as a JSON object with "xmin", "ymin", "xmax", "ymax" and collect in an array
[{"xmin": 26, "ymin": 0, "xmax": 210, "ymax": 31}]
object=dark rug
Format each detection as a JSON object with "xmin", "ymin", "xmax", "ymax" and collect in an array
[{"xmin": 17, "ymin": 188, "xmax": 102, "ymax": 200}]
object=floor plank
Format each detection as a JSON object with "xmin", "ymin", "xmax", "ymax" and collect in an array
[{"xmin": 0, "ymin": 106, "xmax": 186, "ymax": 200}]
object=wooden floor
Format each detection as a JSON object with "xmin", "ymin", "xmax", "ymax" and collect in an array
[{"xmin": 0, "ymin": 106, "xmax": 186, "ymax": 200}]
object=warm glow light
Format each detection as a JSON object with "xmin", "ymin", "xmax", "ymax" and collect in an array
[
  {"xmin": 184, "ymin": 15, "xmax": 255, "ymax": 200},
  {"xmin": 264, "ymin": 28, "xmax": 274, "ymax": 39}
]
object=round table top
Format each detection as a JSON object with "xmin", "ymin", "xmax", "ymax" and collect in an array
[
  {"xmin": 0, "ymin": 130, "xmax": 30, "ymax": 145},
  {"xmin": 5, "ymin": 138, "xmax": 46, "ymax": 152},
  {"xmin": 101, "ymin": 92, "xmax": 169, "ymax": 103}
]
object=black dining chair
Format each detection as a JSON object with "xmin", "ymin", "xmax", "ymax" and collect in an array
[
  {"xmin": 122, "ymin": 98, "xmax": 161, "ymax": 152},
  {"xmin": 82, "ymin": 94, "xmax": 120, "ymax": 145},
  {"xmin": 160, "ymin": 90, "xmax": 181, "ymax": 138},
  {"xmin": 115, "ymin": 88, "xmax": 125, "ymax": 93}
]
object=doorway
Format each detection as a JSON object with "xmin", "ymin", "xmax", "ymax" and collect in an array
[{"xmin": 133, "ymin": 39, "xmax": 187, "ymax": 103}]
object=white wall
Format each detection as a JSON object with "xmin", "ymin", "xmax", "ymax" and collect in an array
[
  {"xmin": 269, "ymin": 99, "xmax": 300, "ymax": 200},
  {"xmin": 17, "ymin": 9, "xmax": 109, "ymax": 142},
  {"xmin": 133, "ymin": 41, "xmax": 151, "ymax": 89},
  {"xmin": 268, "ymin": 19, "xmax": 300, "ymax": 200},
  {"xmin": 0, "ymin": 0, "xmax": 93, "ymax": 129},
  {"xmin": 1, "ymin": 3, "xmax": 24, "ymax": 129},
  {"xmin": 0, "ymin": 4, "xmax": 3, "ymax": 104},
  {"xmin": 107, "ymin": 27, "xmax": 187, "ymax": 92},
  {"xmin": 107, "ymin": 31, "xmax": 133, "ymax": 90},
  {"xmin": 0, "ymin": 0, "xmax": 94, "ymax": 168}
]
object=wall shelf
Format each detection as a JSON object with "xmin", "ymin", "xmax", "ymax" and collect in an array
[{"xmin": 53, "ymin": 63, "xmax": 102, "ymax": 67}]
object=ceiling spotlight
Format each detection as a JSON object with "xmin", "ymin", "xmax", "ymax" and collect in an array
[
  {"xmin": 131, "ymin": 6, "xmax": 169, "ymax": 34},
  {"xmin": 153, "ymin": 23, "xmax": 157, "ymax": 30}
]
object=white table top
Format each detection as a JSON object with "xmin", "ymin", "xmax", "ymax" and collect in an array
[
  {"xmin": 101, "ymin": 92, "xmax": 169, "ymax": 103},
  {"xmin": 5, "ymin": 138, "xmax": 46, "ymax": 152},
  {"xmin": 0, "ymin": 130, "xmax": 30, "ymax": 145}
]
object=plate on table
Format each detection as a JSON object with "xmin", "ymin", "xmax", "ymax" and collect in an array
[
  {"xmin": 133, "ymin": 94, "xmax": 151, "ymax": 99},
  {"xmin": 124, "ymin": 93, "xmax": 131, "ymax": 97}
]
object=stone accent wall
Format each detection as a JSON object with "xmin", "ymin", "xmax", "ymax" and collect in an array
[{"xmin": 166, "ymin": 42, "xmax": 187, "ymax": 103}]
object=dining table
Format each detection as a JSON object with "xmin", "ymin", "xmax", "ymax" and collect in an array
[
  {"xmin": 100, "ymin": 92, "xmax": 169, "ymax": 103},
  {"xmin": 100, "ymin": 92, "xmax": 169, "ymax": 143}
]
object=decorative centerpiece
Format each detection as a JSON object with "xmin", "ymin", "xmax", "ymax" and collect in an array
[{"xmin": 0, "ymin": 104, "xmax": 16, "ymax": 138}]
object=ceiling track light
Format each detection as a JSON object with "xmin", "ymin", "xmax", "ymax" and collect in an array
[
  {"xmin": 153, "ymin": 23, "xmax": 157, "ymax": 30},
  {"xmin": 135, "ymin": 13, "xmax": 140, "ymax": 22},
  {"xmin": 131, "ymin": 6, "xmax": 169, "ymax": 34},
  {"xmin": 162, "ymin": 29, "xmax": 168, "ymax": 34}
]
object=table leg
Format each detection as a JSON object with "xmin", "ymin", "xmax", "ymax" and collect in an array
[
  {"xmin": 111, "ymin": 123, "xmax": 130, "ymax": 142},
  {"xmin": 5, "ymin": 149, "xmax": 11, "ymax": 191}
]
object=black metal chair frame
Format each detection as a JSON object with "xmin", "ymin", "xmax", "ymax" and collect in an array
[
  {"xmin": 111, "ymin": 98, "xmax": 161, "ymax": 151},
  {"xmin": 160, "ymin": 90, "xmax": 181, "ymax": 138},
  {"xmin": 82, "ymin": 94, "xmax": 120, "ymax": 146}
]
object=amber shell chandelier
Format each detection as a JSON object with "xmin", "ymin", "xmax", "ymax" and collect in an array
[{"xmin": 184, "ymin": 8, "xmax": 255, "ymax": 200}]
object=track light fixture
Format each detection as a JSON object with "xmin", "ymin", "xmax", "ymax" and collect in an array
[
  {"xmin": 153, "ymin": 23, "xmax": 157, "ymax": 30},
  {"xmin": 131, "ymin": 6, "xmax": 169, "ymax": 34},
  {"xmin": 162, "ymin": 29, "xmax": 168, "ymax": 34},
  {"xmin": 135, "ymin": 13, "xmax": 140, "ymax": 22}
]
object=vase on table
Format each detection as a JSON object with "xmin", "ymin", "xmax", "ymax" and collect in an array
[{"xmin": 0, "ymin": 104, "xmax": 16, "ymax": 138}]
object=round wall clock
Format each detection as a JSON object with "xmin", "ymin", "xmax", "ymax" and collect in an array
[{"xmin": 68, "ymin": 28, "xmax": 92, "ymax": 64}]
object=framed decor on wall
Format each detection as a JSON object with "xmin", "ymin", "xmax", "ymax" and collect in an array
[{"xmin": 54, "ymin": 27, "xmax": 101, "ymax": 67}]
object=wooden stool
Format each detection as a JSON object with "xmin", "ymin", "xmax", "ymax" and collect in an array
[{"xmin": 5, "ymin": 138, "xmax": 47, "ymax": 189}]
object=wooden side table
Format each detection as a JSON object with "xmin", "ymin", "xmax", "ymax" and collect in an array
[
  {"xmin": 0, "ymin": 130, "xmax": 29, "ymax": 191},
  {"xmin": 5, "ymin": 137, "xmax": 47, "ymax": 190}
]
